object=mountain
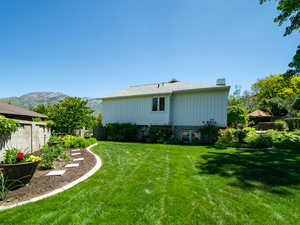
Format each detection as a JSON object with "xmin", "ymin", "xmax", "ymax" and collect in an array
[{"xmin": 1, "ymin": 92, "xmax": 102, "ymax": 115}]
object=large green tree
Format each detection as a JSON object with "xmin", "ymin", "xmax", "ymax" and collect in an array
[
  {"xmin": 260, "ymin": 0, "xmax": 300, "ymax": 75},
  {"xmin": 252, "ymin": 74, "xmax": 300, "ymax": 115},
  {"xmin": 47, "ymin": 97, "xmax": 94, "ymax": 135}
]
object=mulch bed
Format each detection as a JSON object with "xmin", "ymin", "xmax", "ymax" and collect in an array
[{"xmin": 0, "ymin": 148, "xmax": 96, "ymax": 207}]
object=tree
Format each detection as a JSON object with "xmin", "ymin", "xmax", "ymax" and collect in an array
[
  {"xmin": 30, "ymin": 104, "xmax": 51, "ymax": 115},
  {"xmin": 260, "ymin": 0, "xmax": 300, "ymax": 75},
  {"xmin": 292, "ymin": 94, "xmax": 300, "ymax": 110},
  {"xmin": 48, "ymin": 97, "xmax": 94, "ymax": 135},
  {"xmin": 227, "ymin": 105, "xmax": 249, "ymax": 127},
  {"xmin": 252, "ymin": 74, "xmax": 300, "ymax": 115}
]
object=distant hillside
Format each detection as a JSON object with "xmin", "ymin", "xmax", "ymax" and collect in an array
[{"xmin": 1, "ymin": 92, "xmax": 102, "ymax": 116}]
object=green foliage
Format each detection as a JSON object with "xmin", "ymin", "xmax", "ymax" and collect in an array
[
  {"xmin": 216, "ymin": 127, "xmax": 256, "ymax": 147},
  {"xmin": 3, "ymin": 148, "xmax": 20, "ymax": 164},
  {"xmin": 0, "ymin": 115, "xmax": 20, "ymax": 136},
  {"xmin": 62, "ymin": 135, "xmax": 97, "ymax": 148},
  {"xmin": 31, "ymin": 104, "xmax": 50, "ymax": 115},
  {"xmin": 292, "ymin": 94, "xmax": 300, "ymax": 110},
  {"xmin": 198, "ymin": 120, "xmax": 219, "ymax": 144},
  {"xmin": 147, "ymin": 126, "xmax": 173, "ymax": 143},
  {"xmin": 47, "ymin": 97, "xmax": 94, "ymax": 135},
  {"xmin": 96, "ymin": 113, "xmax": 103, "ymax": 126},
  {"xmin": 32, "ymin": 117, "xmax": 42, "ymax": 122},
  {"xmin": 251, "ymin": 74, "xmax": 300, "ymax": 116},
  {"xmin": 244, "ymin": 133, "xmax": 273, "ymax": 148},
  {"xmin": 260, "ymin": 0, "xmax": 300, "ymax": 74},
  {"xmin": 227, "ymin": 105, "xmax": 248, "ymax": 127},
  {"xmin": 284, "ymin": 118, "xmax": 300, "ymax": 131},
  {"xmin": 104, "ymin": 123, "xmax": 138, "ymax": 142},
  {"xmin": 266, "ymin": 130, "xmax": 300, "ymax": 150},
  {"xmin": 0, "ymin": 171, "xmax": 8, "ymax": 201},
  {"xmin": 39, "ymin": 145, "xmax": 70, "ymax": 169}
]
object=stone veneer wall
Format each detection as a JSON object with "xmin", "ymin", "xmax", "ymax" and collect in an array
[{"xmin": 0, "ymin": 120, "xmax": 51, "ymax": 161}]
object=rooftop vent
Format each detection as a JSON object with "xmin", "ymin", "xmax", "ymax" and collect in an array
[{"xmin": 216, "ymin": 78, "xmax": 226, "ymax": 86}]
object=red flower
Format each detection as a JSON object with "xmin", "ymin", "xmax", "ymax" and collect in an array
[
  {"xmin": 59, "ymin": 136, "xmax": 65, "ymax": 139},
  {"xmin": 16, "ymin": 152, "xmax": 24, "ymax": 159}
]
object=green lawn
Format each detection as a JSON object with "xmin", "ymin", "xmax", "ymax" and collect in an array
[{"xmin": 1, "ymin": 142, "xmax": 300, "ymax": 225}]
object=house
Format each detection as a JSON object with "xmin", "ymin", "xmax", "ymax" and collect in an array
[
  {"xmin": 100, "ymin": 80, "xmax": 230, "ymax": 129},
  {"xmin": 0, "ymin": 101, "xmax": 48, "ymax": 121}
]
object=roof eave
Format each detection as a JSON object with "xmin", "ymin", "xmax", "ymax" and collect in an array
[{"xmin": 100, "ymin": 85, "xmax": 231, "ymax": 100}]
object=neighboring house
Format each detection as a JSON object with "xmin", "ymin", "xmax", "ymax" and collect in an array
[
  {"xmin": 0, "ymin": 101, "xmax": 50, "ymax": 161},
  {"xmin": 0, "ymin": 101, "xmax": 48, "ymax": 121},
  {"xmin": 100, "ymin": 80, "xmax": 230, "ymax": 128}
]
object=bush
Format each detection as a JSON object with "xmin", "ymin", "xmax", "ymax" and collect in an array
[
  {"xmin": 198, "ymin": 120, "xmax": 219, "ymax": 144},
  {"xmin": 265, "ymin": 130, "xmax": 300, "ymax": 150},
  {"xmin": 284, "ymin": 118, "xmax": 300, "ymax": 131},
  {"xmin": 146, "ymin": 126, "xmax": 173, "ymax": 143},
  {"xmin": 104, "ymin": 123, "xmax": 138, "ymax": 141},
  {"xmin": 244, "ymin": 133, "xmax": 273, "ymax": 148},
  {"xmin": 227, "ymin": 105, "xmax": 249, "ymax": 128},
  {"xmin": 61, "ymin": 135, "xmax": 96, "ymax": 148},
  {"xmin": 216, "ymin": 127, "xmax": 256, "ymax": 147},
  {"xmin": 216, "ymin": 128, "xmax": 239, "ymax": 147},
  {"xmin": 39, "ymin": 145, "xmax": 70, "ymax": 169}
]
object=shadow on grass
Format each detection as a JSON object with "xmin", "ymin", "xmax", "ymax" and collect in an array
[{"xmin": 196, "ymin": 148, "xmax": 300, "ymax": 195}]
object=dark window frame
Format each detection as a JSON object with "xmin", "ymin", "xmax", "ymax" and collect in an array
[{"xmin": 152, "ymin": 97, "xmax": 165, "ymax": 112}]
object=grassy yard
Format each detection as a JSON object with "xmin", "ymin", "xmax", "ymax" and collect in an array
[{"xmin": 1, "ymin": 142, "xmax": 300, "ymax": 225}]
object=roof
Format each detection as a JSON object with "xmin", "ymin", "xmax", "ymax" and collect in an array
[
  {"xmin": 101, "ymin": 81, "xmax": 230, "ymax": 99},
  {"xmin": 249, "ymin": 109, "xmax": 271, "ymax": 118},
  {"xmin": 0, "ymin": 101, "xmax": 48, "ymax": 119}
]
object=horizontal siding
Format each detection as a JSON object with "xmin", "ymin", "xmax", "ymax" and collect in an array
[
  {"xmin": 171, "ymin": 91, "xmax": 228, "ymax": 126},
  {"xmin": 103, "ymin": 96, "xmax": 170, "ymax": 125}
]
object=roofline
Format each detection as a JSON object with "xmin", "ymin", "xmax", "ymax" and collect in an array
[
  {"xmin": 0, "ymin": 112, "xmax": 48, "ymax": 119},
  {"xmin": 99, "ymin": 86, "xmax": 230, "ymax": 100}
]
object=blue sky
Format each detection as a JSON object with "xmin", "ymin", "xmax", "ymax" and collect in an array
[{"xmin": 0, "ymin": 0, "xmax": 298, "ymax": 98}]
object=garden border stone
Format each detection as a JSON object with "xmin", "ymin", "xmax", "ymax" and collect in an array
[{"xmin": 0, "ymin": 143, "xmax": 101, "ymax": 211}]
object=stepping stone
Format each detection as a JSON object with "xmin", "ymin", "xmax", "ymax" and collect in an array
[
  {"xmin": 46, "ymin": 170, "xmax": 66, "ymax": 176},
  {"xmin": 65, "ymin": 163, "xmax": 79, "ymax": 168},
  {"xmin": 71, "ymin": 149, "xmax": 81, "ymax": 152},
  {"xmin": 71, "ymin": 153, "xmax": 81, "ymax": 156},
  {"xmin": 73, "ymin": 158, "xmax": 84, "ymax": 161}
]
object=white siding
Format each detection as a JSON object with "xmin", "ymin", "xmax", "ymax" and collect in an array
[
  {"xmin": 171, "ymin": 90, "xmax": 228, "ymax": 126},
  {"xmin": 103, "ymin": 96, "xmax": 170, "ymax": 125}
]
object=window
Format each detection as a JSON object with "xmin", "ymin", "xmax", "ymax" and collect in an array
[
  {"xmin": 152, "ymin": 97, "xmax": 165, "ymax": 111},
  {"xmin": 152, "ymin": 98, "xmax": 158, "ymax": 111},
  {"xmin": 159, "ymin": 97, "xmax": 165, "ymax": 111}
]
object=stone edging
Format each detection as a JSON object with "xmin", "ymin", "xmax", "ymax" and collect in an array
[{"xmin": 0, "ymin": 143, "xmax": 101, "ymax": 211}]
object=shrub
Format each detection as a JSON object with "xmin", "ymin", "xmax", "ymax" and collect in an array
[
  {"xmin": 146, "ymin": 126, "xmax": 173, "ymax": 143},
  {"xmin": 104, "ymin": 123, "xmax": 138, "ymax": 141},
  {"xmin": 265, "ymin": 130, "xmax": 300, "ymax": 150},
  {"xmin": 216, "ymin": 127, "xmax": 256, "ymax": 147},
  {"xmin": 227, "ymin": 105, "xmax": 249, "ymax": 128},
  {"xmin": 216, "ymin": 128, "xmax": 239, "ymax": 147},
  {"xmin": 39, "ymin": 145, "xmax": 70, "ymax": 169},
  {"xmin": 199, "ymin": 120, "xmax": 219, "ymax": 144},
  {"xmin": 0, "ymin": 115, "xmax": 20, "ymax": 136},
  {"xmin": 284, "ymin": 118, "xmax": 300, "ymax": 131},
  {"xmin": 244, "ymin": 133, "xmax": 273, "ymax": 148},
  {"xmin": 62, "ymin": 135, "xmax": 96, "ymax": 148}
]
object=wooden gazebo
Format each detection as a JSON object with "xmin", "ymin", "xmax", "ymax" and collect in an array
[{"xmin": 248, "ymin": 109, "xmax": 271, "ymax": 118}]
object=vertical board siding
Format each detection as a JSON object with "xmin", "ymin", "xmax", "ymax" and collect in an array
[
  {"xmin": 103, "ymin": 96, "xmax": 170, "ymax": 125},
  {"xmin": 172, "ymin": 91, "xmax": 228, "ymax": 126}
]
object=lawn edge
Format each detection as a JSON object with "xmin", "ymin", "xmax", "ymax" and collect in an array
[{"xmin": 0, "ymin": 142, "xmax": 102, "ymax": 211}]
